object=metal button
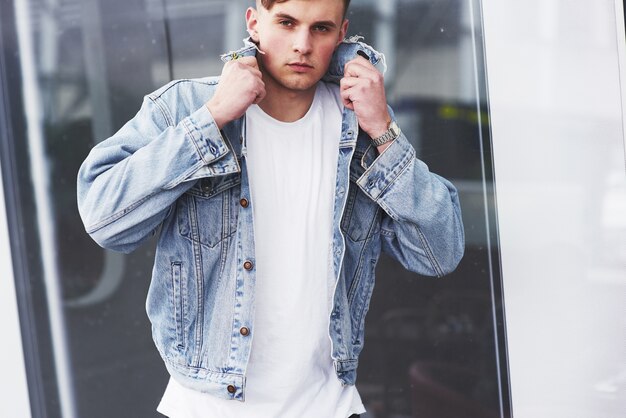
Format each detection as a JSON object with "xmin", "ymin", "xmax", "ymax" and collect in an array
[
  {"xmin": 240, "ymin": 327, "xmax": 250, "ymax": 336},
  {"xmin": 240, "ymin": 198, "xmax": 249, "ymax": 208},
  {"xmin": 227, "ymin": 385, "xmax": 236, "ymax": 394},
  {"xmin": 243, "ymin": 261, "xmax": 253, "ymax": 271}
]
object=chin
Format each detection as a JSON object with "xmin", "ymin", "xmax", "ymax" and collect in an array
[
  {"xmin": 282, "ymin": 75, "xmax": 322, "ymax": 92},
  {"xmin": 284, "ymin": 82, "xmax": 317, "ymax": 92}
]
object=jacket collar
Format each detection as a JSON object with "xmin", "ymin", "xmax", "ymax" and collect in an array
[
  {"xmin": 220, "ymin": 36, "xmax": 385, "ymax": 157},
  {"xmin": 220, "ymin": 35, "xmax": 386, "ymax": 83}
]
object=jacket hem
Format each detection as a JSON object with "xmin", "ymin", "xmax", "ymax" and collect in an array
[{"xmin": 162, "ymin": 357, "xmax": 247, "ymax": 402}]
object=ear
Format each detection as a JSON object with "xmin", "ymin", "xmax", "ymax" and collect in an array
[
  {"xmin": 336, "ymin": 19, "xmax": 349, "ymax": 47},
  {"xmin": 246, "ymin": 7, "xmax": 259, "ymax": 42}
]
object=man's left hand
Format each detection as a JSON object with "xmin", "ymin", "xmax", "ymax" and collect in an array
[{"xmin": 340, "ymin": 56, "xmax": 392, "ymax": 140}]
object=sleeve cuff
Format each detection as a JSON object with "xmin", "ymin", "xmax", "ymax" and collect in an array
[
  {"xmin": 184, "ymin": 104, "xmax": 231, "ymax": 165},
  {"xmin": 356, "ymin": 131, "xmax": 415, "ymax": 201}
]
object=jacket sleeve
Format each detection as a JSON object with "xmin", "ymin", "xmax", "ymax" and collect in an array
[
  {"xmin": 356, "ymin": 119, "xmax": 465, "ymax": 277},
  {"xmin": 77, "ymin": 92, "xmax": 237, "ymax": 253}
]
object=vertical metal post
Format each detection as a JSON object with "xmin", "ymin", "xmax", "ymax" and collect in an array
[
  {"xmin": 615, "ymin": 0, "xmax": 626, "ymax": 165},
  {"xmin": 459, "ymin": 0, "xmax": 479, "ymax": 102},
  {"xmin": 0, "ymin": 163, "xmax": 32, "ymax": 418},
  {"xmin": 38, "ymin": 0, "xmax": 59, "ymax": 121},
  {"xmin": 374, "ymin": 0, "xmax": 397, "ymax": 87},
  {"xmin": 13, "ymin": 0, "xmax": 76, "ymax": 417},
  {"xmin": 81, "ymin": 0, "xmax": 113, "ymax": 143}
]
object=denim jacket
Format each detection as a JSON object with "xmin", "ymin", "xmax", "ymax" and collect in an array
[{"xmin": 77, "ymin": 38, "xmax": 464, "ymax": 401}]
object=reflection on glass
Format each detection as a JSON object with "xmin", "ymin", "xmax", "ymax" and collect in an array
[{"xmin": 3, "ymin": 0, "xmax": 506, "ymax": 417}]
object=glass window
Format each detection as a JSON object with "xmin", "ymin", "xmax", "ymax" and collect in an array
[{"xmin": 0, "ymin": 0, "xmax": 508, "ymax": 417}]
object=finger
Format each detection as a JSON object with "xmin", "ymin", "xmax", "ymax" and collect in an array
[
  {"xmin": 230, "ymin": 59, "xmax": 261, "ymax": 75},
  {"xmin": 344, "ymin": 57, "xmax": 375, "ymax": 77},
  {"xmin": 227, "ymin": 61, "xmax": 263, "ymax": 84},
  {"xmin": 253, "ymin": 85, "xmax": 266, "ymax": 104},
  {"xmin": 339, "ymin": 79, "xmax": 359, "ymax": 106},
  {"xmin": 340, "ymin": 76, "xmax": 360, "ymax": 90},
  {"xmin": 340, "ymin": 78, "xmax": 375, "ymax": 105},
  {"xmin": 243, "ymin": 65, "xmax": 263, "ymax": 79},
  {"xmin": 353, "ymin": 55, "xmax": 373, "ymax": 66},
  {"xmin": 251, "ymin": 79, "xmax": 266, "ymax": 104},
  {"xmin": 237, "ymin": 56, "xmax": 259, "ymax": 69},
  {"xmin": 339, "ymin": 88, "xmax": 355, "ymax": 109},
  {"xmin": 226, "ymin": 56, "xmax": 259, "ymax": 73},
  {"xmin": 345, "ymin": 64, "xmax": 378, "ymax": 80}
]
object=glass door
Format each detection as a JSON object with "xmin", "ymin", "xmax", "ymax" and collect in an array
[{"xmin": 0, "ymin": 0, "xmax": 510, "ymax": 416}]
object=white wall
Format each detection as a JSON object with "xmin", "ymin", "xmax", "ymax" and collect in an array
[
  {"xmin": 482, "ymin": 0, "xmax": 626, "ymax": 417},
  {"xmin": 0, "ymin": 161, "xmax": 32, "ymax": 417}
]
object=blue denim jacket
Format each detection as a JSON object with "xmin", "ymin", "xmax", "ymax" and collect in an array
[{"xmin": 77, "ymin": 38, "xmax": 464, "ymax": 401}]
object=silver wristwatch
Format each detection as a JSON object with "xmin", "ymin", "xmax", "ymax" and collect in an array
[{"xmin": 370, "ymin": 121, "xmax": 401, "ymax": 147}]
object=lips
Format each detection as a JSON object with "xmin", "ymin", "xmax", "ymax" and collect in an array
[{"xmin": 287, "ymin": 62, "xmax": 314, "ymax": 72}]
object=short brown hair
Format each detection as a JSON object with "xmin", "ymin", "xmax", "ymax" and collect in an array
[{"xmin": 259, "ymin": 0, "xmax": 351, "ymax": 16}]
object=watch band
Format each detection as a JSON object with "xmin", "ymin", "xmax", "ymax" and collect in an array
[{"xmin": 371, "ymin": 121, "xmax": 401, "ymax": 147}]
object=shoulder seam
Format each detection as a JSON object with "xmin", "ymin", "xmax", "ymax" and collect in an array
[{"xmin": 148, "ymin": 77, "xmax": 220, "ymax": 101}]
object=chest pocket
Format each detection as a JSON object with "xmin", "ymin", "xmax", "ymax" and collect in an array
[
  {"xmin": 340, "ymin": 150, "xmax": 381, "ymax": 242},
  {"xmin": 177, "ymin": 174, "xmax": 241, "ymax": 248}
]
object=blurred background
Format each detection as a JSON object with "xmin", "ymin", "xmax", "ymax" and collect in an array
[{"xmin": 0, "ymin": 0, "xmax": 624, "ymax": 417}]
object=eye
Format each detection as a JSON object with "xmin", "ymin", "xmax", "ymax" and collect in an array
[
  {"xmin": 279, "ymin": 20, "xmax": 294, "ymax": 27},
  {"xmin": 313, "ymin": 25, "xmax": 330, "ymax": 32}
]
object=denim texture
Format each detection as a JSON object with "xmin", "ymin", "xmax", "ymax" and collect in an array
[{"xmin": 77, "ymin": 38, "xmax": 465, "ymax": 401}]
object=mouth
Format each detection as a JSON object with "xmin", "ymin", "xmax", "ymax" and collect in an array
[{"xmin": 287, "ymin": 62, "xmax": 314, "ymax": 72}]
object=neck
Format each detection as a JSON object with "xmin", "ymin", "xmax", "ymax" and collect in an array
[{"xmin": 257, "ymin": 80, "xmax": 318, "ymax": 123}]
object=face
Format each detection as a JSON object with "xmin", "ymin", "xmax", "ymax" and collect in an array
[{"xmin": 246, "ymin": 0, "xmax": 349, "ymax": 97}]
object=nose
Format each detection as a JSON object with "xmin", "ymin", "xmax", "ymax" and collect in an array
[{"xmin": 292, "ymin": 28, "xmax": 312, "ymax": 55}]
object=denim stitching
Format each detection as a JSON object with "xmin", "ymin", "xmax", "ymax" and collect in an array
[
  {"xmin": 414, "ymin": 224, "xmax": 444, "ymax": 277},
  {"xmin": 86, "ymin": 193, "xmax": 153, "ymax": 233},
  {"xmin": 188, "ymin": 196, "xmax": 205, "ymax": 367}
]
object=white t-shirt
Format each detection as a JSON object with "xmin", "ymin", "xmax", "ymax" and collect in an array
[{"xmin": 157, "ymin": 82, "xmax": 365, "ymax": 418}]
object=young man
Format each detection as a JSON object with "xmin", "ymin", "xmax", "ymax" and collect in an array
[{"xmin": 77, "ymin": 0, "xmax": 464, "ymax": 416}]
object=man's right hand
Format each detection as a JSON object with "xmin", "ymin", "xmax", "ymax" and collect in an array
[{"xmin": 205, "ymin": 56, "xmax": 266, "ymax": 129}]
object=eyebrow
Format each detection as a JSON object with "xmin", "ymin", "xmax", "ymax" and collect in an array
[{"xmin": 274, "ymin": 12, "xmax": 338, "ymax": 29}]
